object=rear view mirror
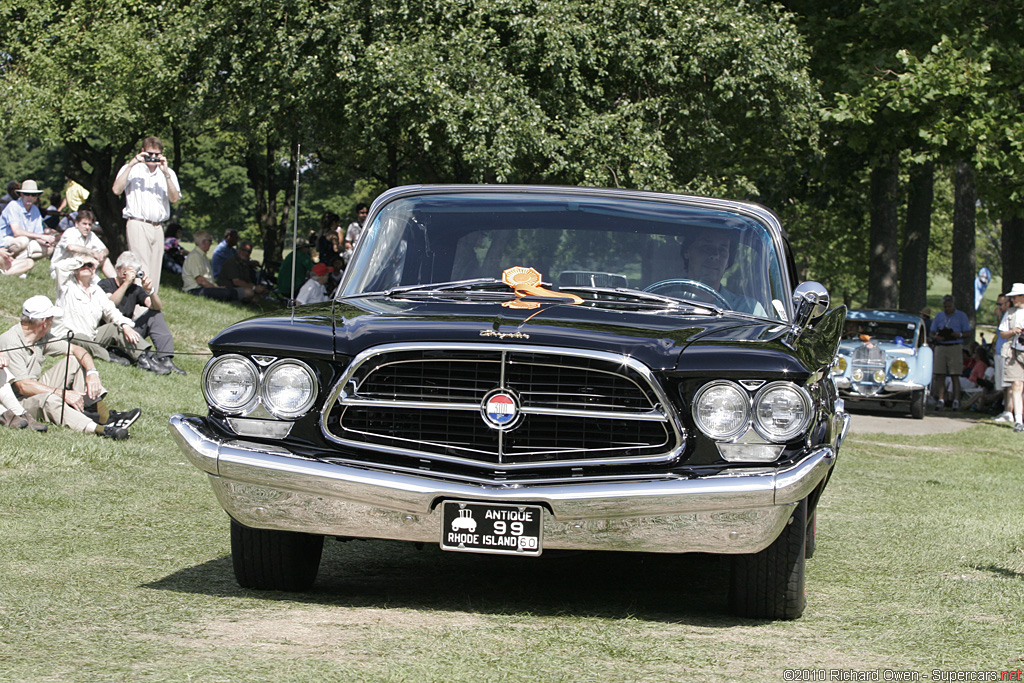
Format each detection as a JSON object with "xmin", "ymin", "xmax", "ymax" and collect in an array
[{"xmin": 793, "ymin": 281, "xmax": 830, "ymax": 327}]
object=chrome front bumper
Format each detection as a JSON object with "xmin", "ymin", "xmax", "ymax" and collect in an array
[{"xmin": 169, "ymin": 414, "xmax": 838, "ymax": 555}]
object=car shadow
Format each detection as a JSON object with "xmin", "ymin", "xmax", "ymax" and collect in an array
[{"xmin": 144, "ymin": 538, "xmax": 753, "ymax": 625}]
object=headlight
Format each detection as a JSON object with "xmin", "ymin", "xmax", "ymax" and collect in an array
[
  {"xmin": 832, "ymin": 356, "xmax": 847, "ymax": 375},
  {"xmin": 873, "ymin": 369, "xmax": 886, "ymax": 383},
  {"xmin": 261, "ymin": 360, "xmax": 317, "ymax": 419},
  {"xmin": 692, "ymin": 381, "xmax": 749, "ymax": 441},
  {"xmin": 752, "ymin": 382, "xmax": 812, "ymax": 442},
  {"xmin": 203, "ymin": 355, "xmax": 258, "ymax": 414},
  {"xmin": 852, "ymin": 368, "xmax": 863, "ymax": 381},
  {"xmin": 890, "ymin": 358, "xmax": 909, "ymax": 379}
]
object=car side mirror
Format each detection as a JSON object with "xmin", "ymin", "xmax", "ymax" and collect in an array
[{"xmin": 792, "ymin": 281, "xmax": 830, "ymax": 327}]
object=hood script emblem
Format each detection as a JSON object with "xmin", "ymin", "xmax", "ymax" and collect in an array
[{"xmin": 480, "ymin": 330, "xmax": 530, "ymax": 340}]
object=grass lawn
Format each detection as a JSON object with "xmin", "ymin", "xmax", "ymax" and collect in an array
[{"xmin": 1, "ymin": 265, "xmax": 1023, "ymax": 681}]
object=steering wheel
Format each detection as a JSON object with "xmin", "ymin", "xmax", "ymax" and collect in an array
[{"xmin": 643, "ymin": 279, "xmax": 730, "ymax": 309}]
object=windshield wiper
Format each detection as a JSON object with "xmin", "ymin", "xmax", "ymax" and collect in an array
[
  {"xmin": 558, "ymin": 286, "xmax": 722, "ymax": 315},
  {"xmin": 338, "ymin": 278, "xmax": 508, "ymax": 300}
]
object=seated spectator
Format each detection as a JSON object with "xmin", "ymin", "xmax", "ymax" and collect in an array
[
  {"xmin": 42, "ymin": 192, "xmax": 62, "ymax": 232},
  {"xmin": 99, "ymin": 252, "xmax": 186, "ymax": 375},
  {"xmin": 181, "ymin": 230, "xmax": 238, "ymax": 301},
  {"xmin": 0, "ymin": 295, "xmax": 140, "ymax": 440},
  {"xmin": 296, "ymin": 263, "xmax": 334, "ymax": 305},
  {"xmin": 52, "ymin": 254, "xmax": 157, "ymax": 370},
  {"xmin": 211, "ymin": 228, "xmax": 239, "ymax": 278},
  {"xmin": 163, "ymin": 222, "xmax": 188, "ymax": 275},
  {"xmin": 50, "ymin": 209, "xmax": 115, "ymax": 296},
  {"xmin": 0, "ymin": 179, "xmax": 55, "ymax": 276},
  {"xmin": 0, "ymin": 351, "xmax": 48, "ymax": 431},
  {"xmin": 216, "ymin": 239, "xmax": 268, "ymax": 303},
  {"xmin": 276, "ymin": 238, "xmax": 314, "ymax": 300}
]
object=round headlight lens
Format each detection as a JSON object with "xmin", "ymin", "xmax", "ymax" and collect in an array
[
  {"xmin": 204, "ymin": 355, "xmax": 258, "ymax": 414},
  {"xmin": 890, "ymin": 358, "xmax": 909, "ymax": 379},
  {"xmin": 873, "ymin": 369, "xmax": 886, "ymax": 383},
  {"xmin": 752, "ymin": 382, "xmax": 812, "ymax": 442},
  {"xmin": 832, "ymin": 356, "xmax": 848, "ymax": 375},
  {"xmin": 852, "ymin": 368, "xmax": 863, "ymax": 381},
  {"xmin": 692, "ymin": 381, "xmax": 749, "ymax": 441},
  {"xmin": 262, "ymin": 360, "xmax": 317, "ymax": 418}
]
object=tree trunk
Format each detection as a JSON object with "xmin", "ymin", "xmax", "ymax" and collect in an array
[
  {"xmin": 899, "ymin": 161, "xmax": 933, "ymax": 316},
  {"xmin": 952, "ymin": 160, "xmax": 977, "ymax": 330},
  {"xmin": 1002, "ymin": 214, "xmax": 1024, "ymax": 292},
  {"xmin": 65, "ymin": 139, "xmax": 135, "ymax": 256},
  {"xmin": 867, "ymin": 154, "xmax": 900, "ymax": 309},
  {"xmin": 244, "ymin": 137, "xmax": 294, "ymax": 268}
]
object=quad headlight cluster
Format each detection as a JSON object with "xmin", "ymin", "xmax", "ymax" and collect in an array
[
  {"xmin": 691, "ymin": 380, "xmax": 812, "ymax": 445},
  {"xmin": 203, "ymin": 354, "xmax": 318, "ymax": 419}
]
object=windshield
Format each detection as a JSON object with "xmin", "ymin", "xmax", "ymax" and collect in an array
[
  {"xmin": 844, "ymin": 319, "xmax": 922, "ymax": 346},
  {"xmin": 340, "ymin": 192, "xmax": 789, "ymax": 319}
]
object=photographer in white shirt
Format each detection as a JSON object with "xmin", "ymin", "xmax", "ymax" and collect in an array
[
  {"xmin": 997, "ymin": 282, "xmax": 1024, "ymax": 432},
  {"xmin": 112, "ymin": 136, "xmax": 181, "ymax": 294}
]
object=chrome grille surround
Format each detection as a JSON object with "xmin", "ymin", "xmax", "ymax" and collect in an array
[
  {"xmin": 850, "ymin": 344, "xmax": 887, "ymax": 397},
  {"xmin": 321, "ymin": 342, "xmax": 685, "ymax": 471}
]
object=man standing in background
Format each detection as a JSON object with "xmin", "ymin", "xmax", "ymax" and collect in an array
[
  {"xmin": 112, "ymin": 136, "xmax": 181, "ymax": 294},
  {"xmin": 930, "ymin": 294, "xmax": 972, "ymax": 410}
]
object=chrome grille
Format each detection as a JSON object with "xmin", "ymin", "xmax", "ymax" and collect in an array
[
  {"xmin": 850, "ymin": 344, "xmax": 886, "ymax": 396},
  {"xmin": 322, "ymin": 343, "xmax": 683, "ymax": 471}
]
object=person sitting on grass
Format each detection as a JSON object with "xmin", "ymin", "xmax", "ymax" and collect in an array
[
  {"xmin": 216, "ymin": 239, "xmax": 268, "ymax": 304},
  {"xmin": 49, "ymin": 209, "xmax": 115, "ymax": 296},
  {"xmin": 0, "ymin": 295, "xmax": 140, "ymax": 440},
  {"xmin": 99, "ymin": 251, "xmax": 186, "ymax": 375},
  {"xmin": 296, "ymin": 262, "xmax": 334, "ymax": 305},
  {"xmin": 0, "ymin": 351, "xmax": 48, "ymax": 431},
  {"xmin": 52, "ymin": 254, "xmax": 161, "ymax": 373}
]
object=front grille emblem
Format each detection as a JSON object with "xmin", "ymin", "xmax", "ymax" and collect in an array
[{"xmin": 481, "ymin": 389, "xmax": 520, "ymax": 430}]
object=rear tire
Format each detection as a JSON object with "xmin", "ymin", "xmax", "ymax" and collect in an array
[
  {"xmin": 231, "ymin": 519, "xmax": 324, "ymax": 591},
  {"xmin": 729, "ymin": 498, "xmax": 807, "ymax": 620},
  {"xmin": 910, "ymin": 390, "xmax": 925, "ymax": 419}
]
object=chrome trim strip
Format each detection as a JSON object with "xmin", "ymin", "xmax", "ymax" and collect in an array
[
  {"xmin": 169, "ymin": 413, "xmax": 836, "ymax": 554},
  {"xmin": 337, "ymin": 398, "xmax": 667, "ymax": 421}
]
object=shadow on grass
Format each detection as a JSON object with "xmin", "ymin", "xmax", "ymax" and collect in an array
[{"xmin": 144, "ymin": 538, "xmax": 752, "ymax": 625}]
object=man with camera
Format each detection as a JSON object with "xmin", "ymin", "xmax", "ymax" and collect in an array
[
  {"xmin": 997, "ymin": 283, "xmax": 1024, "ymax": 432},
  {"xmin": 99, "ymin": 251, "xmax": 186, "ymax": 376},
  {"xmin": 930, "ymin": 294, "xmax": 972, "ymax": 410},
  {"xmin": 112, "ymin": 136, "xmax": 181, "ymax": 295}
]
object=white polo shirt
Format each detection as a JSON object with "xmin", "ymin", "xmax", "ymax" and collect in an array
[{"xmin": 117, "ymin": 163, "xmax": 180, "ymax": 223}]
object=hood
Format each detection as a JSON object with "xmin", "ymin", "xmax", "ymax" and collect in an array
[{"xmin": 334, "ymin": 297, "xmax": 790, "ymax": 371}]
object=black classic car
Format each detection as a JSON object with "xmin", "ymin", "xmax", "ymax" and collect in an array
[{"xmin": 170, "ymin": 185, "xmax": 849, "ymax": 619}]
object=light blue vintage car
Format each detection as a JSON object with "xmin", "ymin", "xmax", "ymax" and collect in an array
[{"xmin": 832, "ymin": 310, "xmax": 933, "ymax": 419}]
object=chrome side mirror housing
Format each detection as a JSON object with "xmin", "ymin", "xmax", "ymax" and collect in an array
[{"xmin": 792, "ymin": 281, "xmax": 830, "ymax": 327}]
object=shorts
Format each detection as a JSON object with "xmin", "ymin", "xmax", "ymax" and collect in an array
[
  {"xmin": 933, "ymin": 343, "xmax": 964, "ymax": 376},
  {"xmin": 1005, "ymin": 349, "xmax": 1024, "ymax": 383}
]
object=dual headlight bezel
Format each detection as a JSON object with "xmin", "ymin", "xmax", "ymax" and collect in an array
[
  {"xmin": 202, "ymin": 354, "xmax": 318, "ymax": 420},
  {"xmin": 691, "ymin": 380, "xmax": 813, "ymax": 443}
]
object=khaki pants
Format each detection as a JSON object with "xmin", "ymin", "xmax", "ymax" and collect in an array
[
  {"xmin": 126, "ymin": 218, "xmax": 164, "ymax": 294},
  {"xmin": 19, "ymin": 354, "xmax": 104, "ymax": 433},
  {"xmin": 75, "ymin": 324, "xmax": 153, "ymax": 363}
]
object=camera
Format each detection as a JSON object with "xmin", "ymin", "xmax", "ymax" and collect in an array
[
  {"xmin": 143, "ymin": 153, "xmax": 161, "ymax": 163},
  {"xmin": 135, "ymin": 269, "xmax": 145, "ymax": 280}
]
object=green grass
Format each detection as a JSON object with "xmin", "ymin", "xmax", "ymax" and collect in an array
[{"xmin": 2, "ymin": 265, "xmax": 1024, "ymax": 681}]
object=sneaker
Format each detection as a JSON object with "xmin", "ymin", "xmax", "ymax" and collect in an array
[
  {"xmin": 101, "ymin": 425, "xmax": 130, "ymax": 440},
  {"xmin": 22, "ymin": 413, "xmax": 48, "ymax": 432},
  {"xmin": 1, "ymin": 409, "xmax": 28, "ymax": 429},
  {"xmin": 1014, "ymin": 423, "xmax": 1024, "ymax": 433},
  {"xmin": 936, "ymin": 400, "xmax": 945, "ymax": 411},
  {"xmin": 994, "ymin": 412, "xmax": 1013, "ymax": 423},
  {"xmin": 952, "ymin": 400, "xmax": 960, "ymax": 411},
  {"xmin": 107, "ymin": 408, "xmax": 141, "ymax": 430}
]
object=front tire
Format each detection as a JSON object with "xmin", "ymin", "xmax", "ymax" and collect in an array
[
  {"xmin": 910, "ymin": 390, "xmax": 925, "ymax": 419},
  {"xmin": 729, "ymin": 498, "xmax": 807, "ymax": 620},
  {"xmin": 231, "ymin": 519, "xmax": 324, "ymax": 591}
]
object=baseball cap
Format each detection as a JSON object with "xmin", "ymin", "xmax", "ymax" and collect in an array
[
  {"xmin": 312, "ymin": 263, "xmax": 334, "ymax": 277},
  {"xmin": 22, "ymin": 295, "xmax": 62, "ymax": 319}
]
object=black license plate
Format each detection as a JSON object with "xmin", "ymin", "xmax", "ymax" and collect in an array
[{"xmin": 440, "ymin": 501, "xmax": 543, "ymax": 556}]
